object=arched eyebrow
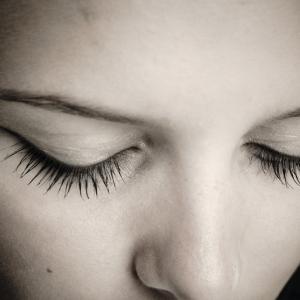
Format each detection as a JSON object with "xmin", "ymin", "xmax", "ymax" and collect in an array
[{"xmin": 0, "ymin": 88, "xmax": 141, "ymax": 125}]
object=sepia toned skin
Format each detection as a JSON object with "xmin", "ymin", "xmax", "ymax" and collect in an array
[{"xmin": 0, "ymin": 0, "xmax": 300, "ymax": 299}]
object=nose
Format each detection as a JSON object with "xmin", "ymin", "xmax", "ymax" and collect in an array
[{"xmin": 133, "ymin": 182, "xmax": 241, "ymax": 300}]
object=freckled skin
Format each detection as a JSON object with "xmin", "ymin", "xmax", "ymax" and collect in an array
[{"xmin": 0, "ymin": 1, "xmax": 300, "ymax": 299}]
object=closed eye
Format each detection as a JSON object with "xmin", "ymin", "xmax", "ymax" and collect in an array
[
  {"xmin": 3, "ymin": 129, "xmax": 141, "ymax": 199},
  {"xmin": 246, "ymin": 142, "xmax": 300, "ymax": 187}
]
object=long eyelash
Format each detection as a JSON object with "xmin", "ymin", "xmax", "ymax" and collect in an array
[
  {"xmin": 4, "ymin": 137, "xmax": 124, "ymax": 198},
  {"xmin": 246, "ymin": 143, "xmax": 300, "ymax": 187}
]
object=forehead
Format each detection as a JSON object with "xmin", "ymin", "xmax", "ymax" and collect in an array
[{"xmin": 0, "ymin": 0, "xmax": 300, "ymax": 130}]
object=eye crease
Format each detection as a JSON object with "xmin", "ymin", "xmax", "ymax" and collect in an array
[{"xmin": 3, "ymin": 129, "xmax": 143, "ymax": 199}]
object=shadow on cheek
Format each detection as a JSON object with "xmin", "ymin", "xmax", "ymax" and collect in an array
[{"xmin": 0, "ymin": 273, "xmax": 19, "ymax": 300}]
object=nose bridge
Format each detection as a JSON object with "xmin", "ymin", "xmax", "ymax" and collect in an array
[{"xmin": 134, "ymin": 138, "xmax": 244, "ymax": 299}]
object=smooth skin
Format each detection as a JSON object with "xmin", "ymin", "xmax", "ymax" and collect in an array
[{"xmin": 0, "ymin": 1, "xmax": 300, "ymax": 299}]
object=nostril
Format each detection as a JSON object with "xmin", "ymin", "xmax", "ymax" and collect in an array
[
  {"xmin": 132, "ymin": 253, "xmax": 177, "ymax": 299},
  {"xmin": 132, "ymin": 268, "xmax": 176, "ymax": 300},
  {"xmin": 145, "ymin": 287, "xmax": 178, "ymax": 300},
  {"xmin": 155, "ymin": 289, "xmax": 177, "ymax": 300}
]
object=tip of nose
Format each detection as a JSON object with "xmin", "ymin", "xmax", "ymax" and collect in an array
[{"xmin": 134, "ymin": 243, "xmax": 240, "ymax": 300}]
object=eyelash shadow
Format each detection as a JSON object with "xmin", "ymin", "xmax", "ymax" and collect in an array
[
  {"xmin": 246, "ymin": 142, "xmax": 300, "ymax": 187},
  {"xmin": 4, "ymin": 133, "xmax": 125, "ymax": 199}
]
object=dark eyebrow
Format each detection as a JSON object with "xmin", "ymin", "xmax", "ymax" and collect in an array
[{"xmin": 0, "ymin": 89, "xmax": 140, "ymax": 124}]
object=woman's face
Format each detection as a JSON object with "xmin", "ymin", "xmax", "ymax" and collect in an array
[{"xmin": 0, "ymin": 1, "xmax": 299, "ymax": 299}]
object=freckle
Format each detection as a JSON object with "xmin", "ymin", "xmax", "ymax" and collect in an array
[{"xmin": 46, "ymin": 268, "xmax": 53, "ymax": 274}]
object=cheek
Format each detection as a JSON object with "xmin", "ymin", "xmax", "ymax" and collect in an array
[
  {"xmin": 238, "ymin": 182, "xmax": 300, "ymax": 297},
  {"xmin": 0, "ymin": 175, "xmax": 142, "ymax": 299}
]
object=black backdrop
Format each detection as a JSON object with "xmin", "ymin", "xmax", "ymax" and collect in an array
[{"xmin": 277, "ymin": 267, "xmax": 300, "ymax": 300}]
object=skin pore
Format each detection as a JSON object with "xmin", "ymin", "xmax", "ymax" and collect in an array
[{"xmin": 0, "ymin": 0, "xmax": 300, "ymax": 299}]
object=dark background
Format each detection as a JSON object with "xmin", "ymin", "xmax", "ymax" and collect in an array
[{"xmin": 277, "ymin": 267, "xmax": 300, "ymax": 300}]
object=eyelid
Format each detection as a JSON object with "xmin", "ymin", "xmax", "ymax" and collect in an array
[
  {"xmin": 245, "ymin": 142, "xmax": 299, "ymax": 160},
  {"xmin": 0, "ymin": 105, "xmax": 150, "ymax": 164},
  {"xmin": 246, "ymin": 120, "xmax": 300, "ymax": 155},
  {"xmin": 2, "ymin": 126, "xmax": 148, "ymax": 166},
  {"xmin": 6, "ymin": 130, "xmax": 99, "ymax": 168},
  {"xmin": 3, "ymin": 128, "xmax": 146, "ymax": 198}
]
